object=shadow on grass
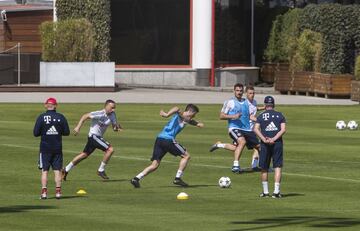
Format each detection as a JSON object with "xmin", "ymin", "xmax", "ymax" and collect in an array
[
  {"xmin": 230, "ymin": 216, "xmax": 360, "ymax": 230},
  {"xmin": 157, "ymin": 184, "xmax": 219, "ymax": 188},
  {"xmin": 281, "ymin": 193, "xmax": 305, "ymax": 198},
  {"xmin": 0, "ymin": 205, "xmax": 57, "ymax": 214},
  {"xmin": 56, "ymin": 196, "xmax": 87, "ymax": 200}
]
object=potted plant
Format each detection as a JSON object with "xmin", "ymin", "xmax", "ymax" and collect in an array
[{"xmin": 39, "ymin": 18, "xmax": 114, "ymax": 87}]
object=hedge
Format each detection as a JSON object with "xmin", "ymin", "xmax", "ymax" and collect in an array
[
  {"xmin": 264, "ymin": 8, "xmax": 301, "ymax": 63},
  {"xmin": 40, "ymin": 19, "xmax": 96, "ymax": 62},
  {"xmin": 55, "ymin": 0, "xmax": 111, "ymax": 62},
  {"xmin": 355, "ymin": 56, "xmax": 360, "ymax": 80},
  {"xmin": 291, "ymin": 29, "xmax": 322, "ymax": 72},
  {"xmin": 299, "ymin": 4, "xmax": 360, "ymax": 74}
]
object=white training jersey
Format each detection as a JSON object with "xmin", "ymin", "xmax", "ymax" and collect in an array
[
  {"xmin": 88, "ymin": 110, "xmax": 117, "ymax": 137},
  {"xmin": 247, "ymin": 99, "xmax": 257, "ymax": 130}
]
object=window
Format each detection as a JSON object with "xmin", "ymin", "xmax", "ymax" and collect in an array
[{"xmin": 110, "ymin": 0, "xmax": 191, "ymax": 65}]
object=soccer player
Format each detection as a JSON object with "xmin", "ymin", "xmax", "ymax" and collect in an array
[
  {"xmin": 33, "ymin": 97, "xmax": 70, "ymax": 199},
  {"xmin": 130, "ymin": 104, "xmax": 204, "ymax": 188},
  {"xmin": 62, "ymin": 99, "xmax": 122, "ymax": 181},
  {"xmin": 254, "ymin": 96, "xmax": 286, "ymax": 198},
  {"xmin": 209, "ymin": 83, "xmax": 260, "ymax": 173},
  {"xmin": 245, "ymin": 86, "xmax": 265, "ymax": 169}
]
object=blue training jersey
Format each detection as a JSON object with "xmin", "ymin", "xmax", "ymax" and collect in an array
[
  {"xmin": 238, "ymin": 100, "xmax": 252, "ymax": 132},
  {"xmin": 221, "ymin": 97, "xmax": 243, "ymax": 130},
  {"xmin": 256, "ymin": 109, "xmax": 286, "ymax": 142},
  {"xmin": 157, "ymin": 113, "xmax": 186, "ymax": 140}
]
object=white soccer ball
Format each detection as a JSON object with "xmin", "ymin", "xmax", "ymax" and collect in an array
[
  {"xmin": 336, "ymin": 120, "xmax": 346, "ymax": 130},
  {"xmin": 218, "ymin": 176, "xmax": 231, "ymax": 188},
  {"xmin": 347, "ymin": 120, "xmax": 358, "ymax": 130}
]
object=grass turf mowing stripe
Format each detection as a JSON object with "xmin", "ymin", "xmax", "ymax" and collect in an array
[{"xmin": 2, "ymin": 143, "xmax": 360, "ymax": 184}]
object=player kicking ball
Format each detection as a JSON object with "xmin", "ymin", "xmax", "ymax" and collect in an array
[
  {"xmin": 130, "ymin": 104, "xmax": 204, "ymax": 188},
  {"xmin": 62, "ymin": 100, "xmax": 123, "ymax": 181}
]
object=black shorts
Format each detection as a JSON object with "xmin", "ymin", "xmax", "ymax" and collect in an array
[
  {"xmin": 229, "ymin": 129, "xmax": 259, "ymax": 149},
  {"xmin": 151, "ymin": 137, "xmax": 186, "ymax": 161},
  {"xmin": 83, "ymin": 134, "xmax": 111, "ymax": 155},
  {"xmin": 259, "ymin": 141, "xmax": 283, "ymax": 170},
  {"xmin": 39, "ymin": 152, "xmax": 63, "ymax": 171}
]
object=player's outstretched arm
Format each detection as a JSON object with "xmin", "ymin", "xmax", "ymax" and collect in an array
[
  {"xmin": 73, "ymin": 113, "xmax": 91, "ymax": 136},
  {"xmin": 160, "ymin": 106, "xmax": 180, "ymax": 118},
  {"xmin": 188, "ymin": 119, "xmax": 204, "ymax": 128},
  {"xmin": 113, "ymin": 123, "xmax": 123, "ymax": 132},
  {"xmin": 219, "ymin": 112, "xmax": 240, "ymax": 120}
]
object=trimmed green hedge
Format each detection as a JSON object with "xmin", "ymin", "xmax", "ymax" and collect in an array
[
  {"xmin": 40, "ymin": 19, "xmax": 96, "ymax": 62},
  {"xmin": 355, "ymin": 56, "xmax": 360, "ymax": 80},
  {"xmin": 299, "ymin": 4, "xmax": 360, "ymax": 74},
  {"xmin": 291, "ymin": 29, "xmax": 322, "ymax": 72},
  {"xmin": 55, "ymin": 0, "xmax": 111, "ymax": 62},
  {"xmin": 264, "ymin": 8, "xmax": 301, "ymax": 63}
]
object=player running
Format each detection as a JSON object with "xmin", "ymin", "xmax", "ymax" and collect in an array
[
  {"xmin": 62, "ymin": 99, "xmax": 122, "ymax": 181},
  {"xmin": 254, "ymin": 96, "xmax": 286, "ymax": 198},
  {"xmin": 130, "ymin": 104, "xmax": 204, "ymax": 188},
  {"xmin": 34, "ymin": 97, "xmax": 70, "ymax": 199},
  {"xmin": 209, "ymin": 83, "xmax": 260, "ymax": 173}
]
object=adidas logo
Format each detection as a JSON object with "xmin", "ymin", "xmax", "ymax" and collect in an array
[
  {"xmin": 46, "ymin": 126, "xmax": 59, "ymax": 135},
  {"xmin": 265, "ymin": 122, "xmax": 278, "ymax": 132}
]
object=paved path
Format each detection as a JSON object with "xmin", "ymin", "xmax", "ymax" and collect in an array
[{"xmin": 0, "ymin": 88, "xmax": 358, "ymax": 105}]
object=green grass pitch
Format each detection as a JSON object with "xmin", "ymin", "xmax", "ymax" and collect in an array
[{"xmin": 0, "ymin": 103, "xmax": 359, "ymax": 231}]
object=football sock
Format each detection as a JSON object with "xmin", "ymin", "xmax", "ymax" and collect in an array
[
  {"xmin": 135, "ymin": 172, "xmax": 145, "ymax": 180},
  {"xmin": 251, "ymin": 158, "xmax": 259, "ymax": 168},
  {"xmin": 262, "ymin": 181, "xmax": 269, "ymax": 194},
  {"xmin": 233, "ymin": 161, "xmax": 239, "ymax": 167},
  {"xmin": 175, "ymin": 170, "xmax": 183, "ymax": 178},
  {"xmin": 217, "ymin": 143, "xmax": 226, "ymax": 148},
  {"xmin": 65, "ymin": 162, "xmax": 74, "ymax": 172},
  {"xmin": 98, "ymin": 161, "xmax": 106, "ymax": 172},
  {"xmin": 274, "ymin": 182, "xmax": 280, "ymax": 194}
]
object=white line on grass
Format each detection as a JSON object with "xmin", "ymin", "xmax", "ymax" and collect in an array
[{"xmin": 2, "ymin": 143, "xmax": 360, "ymax": 184}]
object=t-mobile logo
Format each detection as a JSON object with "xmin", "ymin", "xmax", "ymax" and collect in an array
[
  {"xmin": 262, "ymin": 113, "xmax": 270, "ymax": 121},
  {"xmin": 44, "ymin": 116, "xmax": 51, "ymax": 124}
]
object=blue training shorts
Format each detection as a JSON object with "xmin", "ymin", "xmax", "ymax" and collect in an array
[
  {"xmin": 229, "ymin": 129, "xmax": 259, "ymax": 149},
  {"xmin": 151, "ymin": 137, "xmax": 186, "ymax": 161},
  {"xmin": 259, "ymin": 141, "xmax": 283, "ymax": 170},
  {"xmin": 39, "ymin": 152, "xmax": 63, "ymax": 171}
]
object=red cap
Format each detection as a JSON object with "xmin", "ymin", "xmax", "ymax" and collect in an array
[{"xmin": 45, "ymin": 97, "xmax": 57, "ymax": 105}]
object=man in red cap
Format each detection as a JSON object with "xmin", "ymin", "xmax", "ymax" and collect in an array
[{"xmin": 33, "ymin": 97, "xmax": 70, "ymax": 199}]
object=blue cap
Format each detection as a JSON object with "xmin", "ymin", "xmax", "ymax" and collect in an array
[{"xmin": 264, "ymin": 96, "xmax": 275, "ymax": 105}]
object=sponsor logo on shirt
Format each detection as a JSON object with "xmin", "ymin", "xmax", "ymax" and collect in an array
[
  {"xmin": 46, "ymin": 126, "xmax": 59, "ymax": 135},
  {"xmin": 265, "ymin": 122, "xmax": 278, "ymax": 132}
]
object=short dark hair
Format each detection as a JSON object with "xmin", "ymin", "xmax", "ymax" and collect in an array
[
  {"xmin": 185, "ymin": 104, "xmax": 199, "ymax": 113},
  {"xmin": 245, "ymin": 85, "xmax": 255, "ymax": 92},
  {"xmin": 233, "ymin": 83, "xmax": 244, "ymax": 90},
  {"xmin": 105, "ymin": 99, "xmax": 115, "ymax": 106}
]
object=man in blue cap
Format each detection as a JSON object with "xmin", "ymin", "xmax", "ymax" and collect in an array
[{"xmin": 254, "ymin": 96, "xmax": 286, "ymax": 198}]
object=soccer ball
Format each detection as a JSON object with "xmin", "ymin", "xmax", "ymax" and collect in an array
[
  {"xmin": 347, "ymin": 120, "xmax": 358, "ymax": 130},
  {"xmin": 218, "ymin": 176, "xmax": 231, "ymax": 188},
  {"xmin": 336, "ymin": 120, "xmax": 346, "ymax": 130}
]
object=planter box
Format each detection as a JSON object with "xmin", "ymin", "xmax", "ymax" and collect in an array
[
  {"xmin": 275, "ymin": 70, "xmax": 353, "ymax": 98},
  {"xmin": 40, "ymin": 62, "xmax": 115, "ymax": 87},
  {"xmin": 351, "ymin": 80, "xmax": 360, "ymax": 102},
  {"xmin": 292, "ymin": 71, "xmax": 313, "ymax": 94},
  {"xmin": 261, "ymin": 62, "xmax": 289, "ymax": 83},
  {"xmin": 274, "ymin": 70, "xmax": 292, "ymax": 93},
  {"xmin": 313, "ymin": 73, "xmax": 353, "ymax": 98}
]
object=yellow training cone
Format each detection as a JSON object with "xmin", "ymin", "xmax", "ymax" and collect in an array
[
  {"xmin": 76, "ymin": 189, "xmax": 87, "ymax": 195},
  {"xmin": 177, "ymin": 192, "xmax": 189, "ymax": 200}
]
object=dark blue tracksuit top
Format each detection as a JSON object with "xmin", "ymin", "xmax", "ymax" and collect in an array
[{"xmin": 33, "ymin": 110, "xmax": 70, "ymax": 153}]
